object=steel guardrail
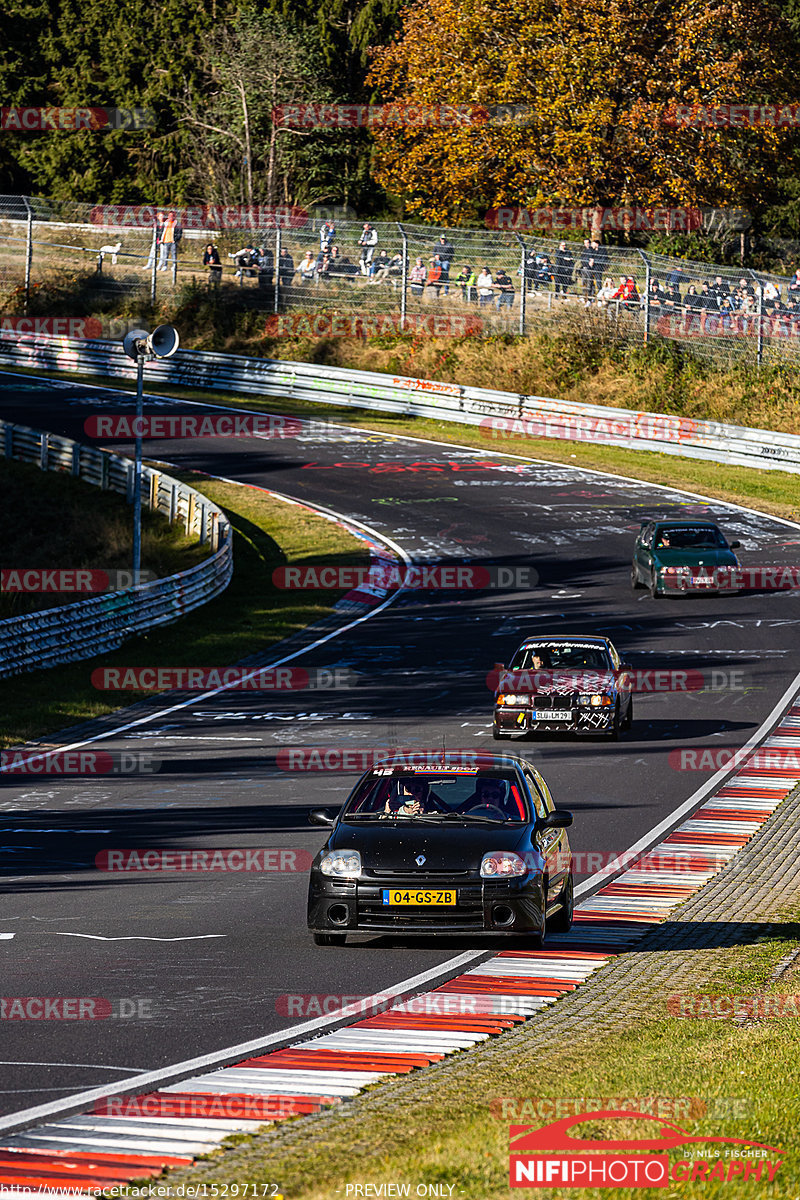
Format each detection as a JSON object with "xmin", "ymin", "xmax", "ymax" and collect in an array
[
  {"xmin": 1, "ymin": 329, "xmax": 799, "ymax": 475},
  {"xmin": 0, "ymin": 415, "xmax": 233, "ymax": 678}
]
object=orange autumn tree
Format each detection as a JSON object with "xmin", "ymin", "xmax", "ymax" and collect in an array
[{"xmin": 367, "ymin": 0, "xmax": 799, "ymax": 223}]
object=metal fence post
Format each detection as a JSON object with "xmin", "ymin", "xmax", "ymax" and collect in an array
[
  {"xmin": 23, "ymin": 197, "xmax": 33, "ymax": 314},
  {"xmin": 397, "ymin": 222, "xmax": 408, "ymax": 327},
  {"xmin": 274, "ymin": 228, "xmax": 282, "ymax": 314},
  {"xmin": 513, "ymin": 232, "xmax": 526, "ymax": 336},
  {"xmin": 637, "ymin": 249, "xmax": 651, "ymax": 344},
  {"xmin": 150, "ymin": 216, "xmax": 158, "ymax": 305},
  {"xmin": 749, "ymin": 269, "xmax": 763, "ymax": 367}
]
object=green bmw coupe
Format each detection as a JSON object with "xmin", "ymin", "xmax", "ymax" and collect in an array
[{"xmin": 631, "ymin": 519, "xmax": 741, "ymax": 598}]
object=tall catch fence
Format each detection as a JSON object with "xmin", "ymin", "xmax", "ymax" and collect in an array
[{"xmin": 2, "ymin": 195, "xmax": 800, "ymax": 369}]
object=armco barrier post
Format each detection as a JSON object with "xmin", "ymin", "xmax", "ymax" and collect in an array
[
  {"xmin": 513, "ymin": 231, "xmax": 526, "ymax": 337},
  {"xmin": 397, "ymin": 222, "xmax": 408, "ymax": 326},
  {"xmin": 23, "ymin": 197, "xmax": 33, "ymax": 314},
  {"xmin": 637, "ymin": 249, "xmax": 651, "ymax": 344}
]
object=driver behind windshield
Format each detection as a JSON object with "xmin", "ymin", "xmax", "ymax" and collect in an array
[
  {"xmin": 383, "ymin": 777, "xmax": 437, "ymax": 817},
  {"xmin": 462, "ymin": 777, "xmax": 510, "ymax": 814}
]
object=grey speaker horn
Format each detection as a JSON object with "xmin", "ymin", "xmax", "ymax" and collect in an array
[
  {"xmin": 149, "ymin": 325, "xmax": 180, "ymax": 358},
  {"xmin": 122, "ymin": 328, "xmax": 150, "ymax": 360}
]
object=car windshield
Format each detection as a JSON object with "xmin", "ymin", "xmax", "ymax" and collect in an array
[
  {"xmin": 511, "ymin": 644, "xmax": 612, "ymax": 671},
  {"xmin": 655, "ymin": 525, "xmax": 726, "ymax": 549},
  {"xmin": 341, "ymin": 771, "xmax": 529, "ymax": 822}
]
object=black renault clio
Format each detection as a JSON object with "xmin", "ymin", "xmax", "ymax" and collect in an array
[{"xmin": 307, "ymin": 752, "xmax": 573, "ymax": 946}]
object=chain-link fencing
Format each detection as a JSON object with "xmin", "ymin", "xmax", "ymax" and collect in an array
[{"xmin": 2, "ymin": 195, "xmax": 800, "ymax": 368}]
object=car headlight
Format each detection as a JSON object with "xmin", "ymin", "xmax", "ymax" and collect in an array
[
  {"xmin": 590, "ymin": 693, "xmax": 613, "ymax": 707},
  {"xmin": 319, "ymin": 850, "xmax": 362, "ymax": 878},
  {"xmin": 496, "ymin": 693, "xmax": 530, "ymax": 706},
  {"xmin": 480, "ymin": 851, "xmax": 528, "ymax": 878}
]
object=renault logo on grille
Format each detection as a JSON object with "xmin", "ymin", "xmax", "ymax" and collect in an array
[{"xmin": 415, "ymin": 854, "xmax": 426, "ymax": 866}]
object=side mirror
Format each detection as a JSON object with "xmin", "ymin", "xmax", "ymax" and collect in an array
[
  {"xmin": 541, "ymin": 809, "xmax": 573, "ymax": 829},
  {"xmin": 730, "ymin": 540, "xmax": 741, "ymax": 549},
  {"xmin": 309, "ymin": 808, "xmax": 337, "ymax": 827}
]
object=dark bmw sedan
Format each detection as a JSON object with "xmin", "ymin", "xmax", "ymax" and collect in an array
[
  {"xmin": 492, "ymin": 635, "xmax": 633, "ymax": 740},
  {"xmin": 307, "ymin": 753, "xmax": 573, "ymax": 946}
]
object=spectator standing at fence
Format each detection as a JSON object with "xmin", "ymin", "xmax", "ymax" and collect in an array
[
  {"xmin": 368, "ymin": 249, "xmax": 390, "ymax": 280},
  {"xmin": 257, "ymin": 245, "xmax": 274, "ymax": 290},
  {"xmin": 455, "ymin": 265, "xmax": 474, "ymax": 302},
  {"xmin": 278, "ymin": 247, "xmax": 295, "ymax": 291},
  {"xmin": 577, "ymin": 242, "xmax": 597, "ymax": 304},
  {"xmin": 327, "ymin": 245, "xmax": 343, "ymax": 276},
  {"xmin": 158, "ymin": 211, "xmax": 180, "ymax": 271},
  {"xmin": 316, "ymin": 248, "xmax": 331, "ymax": 280},
  {"xmin": 648, "ymin": 278, "xmax": 666, "ymax": 311},
  {"xmin": 231, "ymin": 244, "xmax": 258, "ymax": 278},
  {"xmin": 495, "ymin": 267, "xmax": 515, "ymax": 310},
  {"xmin": 666, "ymin": 263, "xmax": 687, "ymax": 291},
  {"xmin": 144, "ymin": 211, "xmax": 165, "ymax": 271},
  {"xmin": 477, "ymin": 267, "xmax": 494, "ymax": 305},
  {"xmin": 788, "ymin": 269, "xmax": 800, "ymax": 301},
  {"xmin": 202, "ymin": 242, "xmax": 222, "ymax": 288},
  {"xmin": 664, "ymin": 279, "xmax": 682, "ymax": 311},
  {"xmin": 711, "ymin": 275, "xmax": 730, "ymax": 301},
  {"xmin": 595, "ymin": 276, "xmax": 616, "ymax": 307},
  {"xmin": 333, "ymin": 246, "xmax": 358, "ymax": 277},
  {"xmin": 718, "ymin": 295, "xmax": 734, "ymax": 330},
  {"xmin": 426, "ymin": 254, "xmax": 443, "ymax": 297},
  {"xmin": 437, "ymin": 234, "xmax": 455, "ymax": 295},
  {"xmin": 358, "ymin": 223, "xmax": 378, "ymax": 274},
  {"xmin": 534, "ymin": 250, "xmax": 552, "ymax": 291},
  {"xmin": 370, "ymin": 252, "xmax": 403, "ymax": 285},
  {"xmin": 590, "ymin": 240, "xmax": 607, "ymax": 294},
  {"xmin": 699, "ymin": 281, "xmax": 717, "ymax": 310},
  {"xmin": 762, "ymin": 279, "xmax": 780, "ymax": 312},
  {"xmin": 320, "ymin": 220, "xmax": 336, "ymax": 252},
  {"xmin": 554, "ymin": 241, "xmax": 574, "ymax": 299},
  {"xmin": 684, "ymin": 285, "xmax": 702, "ymax": 314},
  {"xmin": 611, "ymin": 276, "xmax": 640, "ymax": 308},
  {"xmin": 409, "ymin": 256, "xmax": 426, "ymax": 296},
  {"xmin": 298, "ymin": 250, "xmax": 317, "ymax": 284}
]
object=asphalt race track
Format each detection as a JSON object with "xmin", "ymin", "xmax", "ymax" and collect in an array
[{"xmin": 1, "ymin": 369, "xmax": 799, "ymax": 1120}]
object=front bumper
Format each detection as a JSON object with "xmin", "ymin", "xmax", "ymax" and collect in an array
[
  {"xmin": 494, "ymin": 702, "xmax": 616, "ymax": 735},
  {"xmin": 308, "ymin": 873, "xmax": 545, "ymax": 934}
]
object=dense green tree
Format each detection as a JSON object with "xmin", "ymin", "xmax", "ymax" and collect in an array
[{"xmin": 175, "ymin": 8, "xmax": 358, "ymax": 207}]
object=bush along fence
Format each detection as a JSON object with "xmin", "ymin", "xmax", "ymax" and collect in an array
[{"xmin": 0, "ymin": 417, "xmax": 233, "ymax": 678}]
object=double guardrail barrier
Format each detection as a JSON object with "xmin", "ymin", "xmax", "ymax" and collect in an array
[
  {"xmin": 2, "ymin": 329, "xmax": 800, "ymax": 475},
  {"xmin": 0, "ymin": 411, "xmax": 233, "ymax": 678}
]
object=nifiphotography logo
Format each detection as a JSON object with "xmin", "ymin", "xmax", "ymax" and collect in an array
[{"xmin": 508, "ymin": 1111, "xmax": 785, "ymax": 1187}]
